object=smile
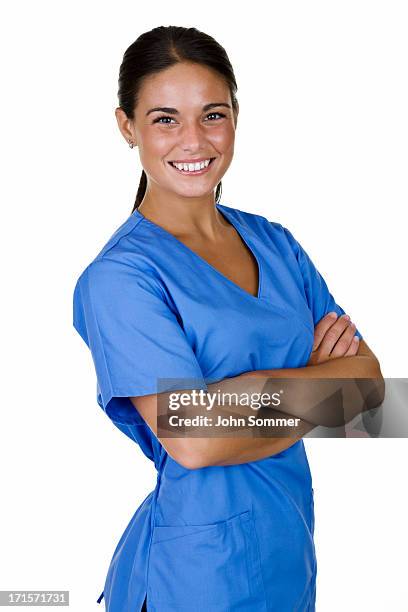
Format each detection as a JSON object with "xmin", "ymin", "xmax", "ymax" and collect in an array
[{"xmin": 167, "ymin": 157, "xmax": 216, "ymax": 175}]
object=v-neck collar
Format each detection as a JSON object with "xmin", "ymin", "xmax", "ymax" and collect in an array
[{"xmin": 132, "ymin": 203, "xmax": 263, "ymax": 301}]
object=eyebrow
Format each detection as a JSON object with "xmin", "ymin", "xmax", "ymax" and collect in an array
[{"xmin": 146, "ymin": 102, "xmax": 232, "ymax": 116}]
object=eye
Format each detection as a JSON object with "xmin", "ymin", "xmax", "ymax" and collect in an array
[
  {"xmin": 152, "ymin": 112, "xmax": 226, "ymax": 125},
  {"xmin": 153, "ymin": 116, "xmax": 176, "ymax": 124},
  {"xmin": 204, "ymin": 112, "xmax": 226, "ymax": 121}
]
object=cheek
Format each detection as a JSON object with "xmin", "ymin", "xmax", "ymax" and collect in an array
[
  {"xmin": 141, "ymin": 132, "xmax": 172, "ymax": 155},
  {"xmin": 210, "ymin": 125, "xmax": 235, "ymax": 152},
  {"xmin": 138, "ymin": 133, "xmax": 175, "ymax": 174}
]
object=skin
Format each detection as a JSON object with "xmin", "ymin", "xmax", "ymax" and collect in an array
[
  {"xmin": 115, "ymin": 61, "xmax": 384, "ymax": 469},
  {"xmin": 115, "ymin": 62, "xmax": 260, "ymax": 298},
  {"xmin": 115, "ymin": 61, "xmax": 238, "ymax": 241}
]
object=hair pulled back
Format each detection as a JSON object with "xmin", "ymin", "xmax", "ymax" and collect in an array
[{"xmin": 117, "ymin": 26, "xmax": 239, "ymax": 213}]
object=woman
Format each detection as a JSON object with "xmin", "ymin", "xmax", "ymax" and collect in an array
[{"xmin": 73, "ymin": 26, "xmax": 381, "ymax": 612}]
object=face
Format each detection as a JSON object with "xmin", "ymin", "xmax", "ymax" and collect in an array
[{"xmin": 116, "ymin": 62, "xmax": 238, "ymax": 201}]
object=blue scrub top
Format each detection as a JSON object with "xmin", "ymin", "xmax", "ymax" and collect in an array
[{"xmin": 73, "ymin": 203, "xmax": 363, "ymax": 612}]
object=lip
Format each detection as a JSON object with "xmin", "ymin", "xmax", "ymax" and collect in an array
[
  {"xmin": 168, "ymin": 156, "xmax": 215, "ymax": 163},
  {"xmin": 167, "ymin": 157, "xmax": 216, "ymax": 176}
]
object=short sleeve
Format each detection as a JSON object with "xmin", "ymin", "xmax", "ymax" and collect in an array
[
  {"xmin": 73, "ymin": 257, "xmax": 208, "ymax": 424},
  {"xmin": 281, "ymin": 226, "xmax": 363, "ymax": 340}
]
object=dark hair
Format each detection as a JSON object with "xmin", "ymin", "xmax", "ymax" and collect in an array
[{"xmin": 117, "ymin": 26, "xmax": 239, "ymax": 214}]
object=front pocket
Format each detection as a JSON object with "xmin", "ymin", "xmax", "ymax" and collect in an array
[{"xmin": 147, "ymin": 509, "xmax": 267, "ymax": 610}]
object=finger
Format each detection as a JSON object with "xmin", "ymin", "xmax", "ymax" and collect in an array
[
  {"xmin": 330, "ymin": 321, "xmax": 357, "ymax": 358},
  {"xmin": 312, "ymin": 312, "xmax": 339, "ymax": 351},
  {"xmin": 343, "ymin": 335, "xmax": 360, "ymax": 357},
  {"xmin": 318, "ymin": 314, "xmax": 351, "ymax": 356}
]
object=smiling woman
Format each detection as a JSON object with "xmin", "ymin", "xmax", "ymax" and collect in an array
[
  {"xmin": 115, "ymin": 41, "xmax": 239, "ymax": 217},
  {"xmin": 72, "ymin": 24, "xmax": 381, "ymax": 612}
]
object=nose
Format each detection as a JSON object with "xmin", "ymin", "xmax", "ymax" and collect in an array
[{"xmin": 179, "ymin": 120, "xmax": 206, "ymax": 152}]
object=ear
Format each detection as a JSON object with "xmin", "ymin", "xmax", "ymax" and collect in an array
[{"xmin": 115, "ymin": 107, "xmax": 137, "ymax": 146}]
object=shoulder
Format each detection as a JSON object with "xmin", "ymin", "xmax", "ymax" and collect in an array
[
  {"xmin": 73, "ymin": 211, "xmax": 161, "ymax": 292},
  {"xmin": 218, "ymin": 203, "xmax": 295, "ymax": 248},
  {"xmin": 72, "ymin": 255, "xmax": 168, "ymax": 348},
  {"xmin": 78, "ymin": 212, "xmax": 144, "ymax": 269},
  {"xmin": 74, "ymin": 257, "xmax": 165, "ymax": 310}
]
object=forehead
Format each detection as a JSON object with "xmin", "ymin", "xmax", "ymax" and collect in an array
[{"xmin": 138, "ymin": 62, "xmax": 230, "ymax": 106}]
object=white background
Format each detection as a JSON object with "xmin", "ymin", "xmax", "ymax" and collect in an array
[{"xmin": 1, "ymin": 1, "xmax": 407, "ymax": 610}]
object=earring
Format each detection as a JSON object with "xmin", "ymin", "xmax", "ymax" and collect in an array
[{"xmin": 128, "ymin": 139, "xmax": 135, "ymax": 149}]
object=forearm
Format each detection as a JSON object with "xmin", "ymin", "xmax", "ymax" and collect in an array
[
  {"xmin": 195, "ymin": 416, "xmax": 317, "ymax": 467},
  {"xmin": 189, "ymin": 355, "xmax": 384, "ymax": 467},
  {"xmin": 241, "ymin": 354, "xmax": 382, "ymax": 380}
]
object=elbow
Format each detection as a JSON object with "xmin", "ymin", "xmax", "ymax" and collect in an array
[
  {"xmin": 175, "ymin": 452, "xmax": 211, "ymax": 471},
  {"xmin": 360, "ymin": 356, "xmax": 384, "ymax": 383},
  {"xmin": 362, "ymin": 364, "xmax": 386, "ymax": 410},
  {"xmin": 370, "ymin": 372, "xmax": 386, "ymax": 409},
  {"xmin": 177, "ymin": 454, "xmax": 208, "ymax": 470},
  {"xmin": 166, "ymin": 440, "xmax": 212, "ymax": 470},
  {"xmin": 370, "ymin": 356, "xmax": 383, "ymax": 379},
  {"xmin": 370, "ymin": 359, "xmax": 385, "ymax": 396}
]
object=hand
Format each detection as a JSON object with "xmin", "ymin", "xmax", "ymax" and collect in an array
[{"xmin": 307, "ymin": 312, "xmax": 360, "ymax": 366}]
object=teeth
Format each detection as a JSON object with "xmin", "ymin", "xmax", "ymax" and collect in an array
[{"xmin": 171, "ymin": 158, "xmax": 212, "ymax": 172}]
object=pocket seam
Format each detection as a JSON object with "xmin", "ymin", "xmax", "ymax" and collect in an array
[
  {"xmin": 240, "ymin": 510, "xmax": 267, "ymax": 604},
  {"xmin": 151, "ymin": 523, "xmax": 221, "ymax": 545},
  {"xmin": 152, "ymin": 509, "xmax": 251, "ymax": 545}
]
